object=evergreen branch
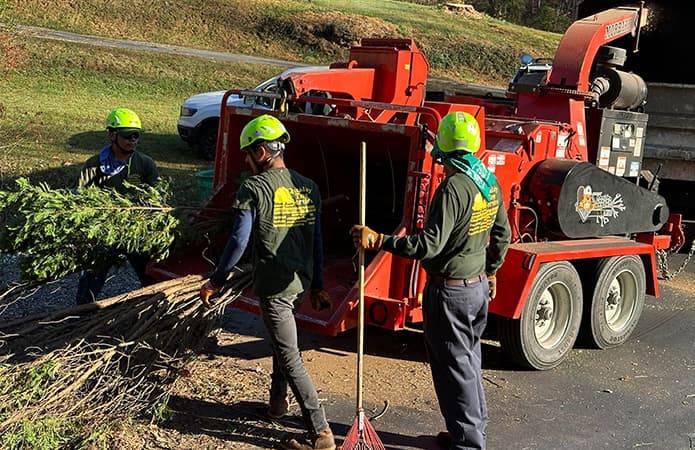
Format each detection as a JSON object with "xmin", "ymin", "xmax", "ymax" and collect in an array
[{"xmin": 0, "ymin": 178, "xmax": 181, "ymax": 281}]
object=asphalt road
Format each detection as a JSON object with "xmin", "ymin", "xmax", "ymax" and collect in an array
[{"xmin": 322, "ymin": 258, "xmax": 695, "ymax": 450}]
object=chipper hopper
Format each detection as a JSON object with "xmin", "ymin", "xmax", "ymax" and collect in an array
[{"xmin": 149, "ymin": 6, "xmax": 685, "ymax": 369}]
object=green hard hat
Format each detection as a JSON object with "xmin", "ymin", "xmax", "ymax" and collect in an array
[
  {"xmin": 435, "ymin": 111, "xmax": 481, "ymax": 154},
  {"xmin": 105, "ymin": 108, "xmax": 142, "ymax": 130},
  {"xmin": 239, "ymin": 114, "xmax": 290, "ymax": 151}
]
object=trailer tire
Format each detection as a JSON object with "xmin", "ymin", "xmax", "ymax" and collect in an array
[
  {"xmin": 581, "ymin": 255, "xmax": 645, "ymax": 349},
  {"xmin": 499, "ymin": 261, "xmax": 583, "ymax": 370}
]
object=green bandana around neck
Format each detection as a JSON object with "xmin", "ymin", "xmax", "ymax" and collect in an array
[{"xmin": 431, "ymin": 147, "xmax": 497, "ymax": 201}]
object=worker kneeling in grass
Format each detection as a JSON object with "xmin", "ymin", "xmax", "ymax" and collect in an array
[
  {"xmin": 75, "ymin": 107, "xmax": 159, "ymax": 304},
  {"xmin": 352, "ymin": 111, "xmax": 511, "ymax": 450},
  {"xmin": 199, "ymin": 114, "xmax": 335, "ymax": 450}
]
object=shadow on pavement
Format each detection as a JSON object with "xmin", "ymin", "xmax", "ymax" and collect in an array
[
  {"xmin": 163, "ymin": 396, "xmax": 288, "ymax": 448},
  {"xmin": 330, "ymin": 420, "xmax": 440, "ymax": 450},
  {"xmin": 165, "ymin": 395, "xmax": 441, "ymax": 450}
]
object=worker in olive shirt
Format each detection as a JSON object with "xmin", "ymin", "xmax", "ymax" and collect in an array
[
  {"xmin": 75, "ymin": 107, "xmax": 159, "ymax": 304},
  {"xmin": 199, "ymin": 115, "xmax": 335, "ymax": 450},
  {"xmin": 351, "ymin": 111, "xmax": 510, "ymax": 450},
  {"xmin": 77, "ymin": 108, "xmax": 158, "ymax": 190}
]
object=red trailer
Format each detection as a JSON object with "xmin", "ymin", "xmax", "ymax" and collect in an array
[{"xmin": 149, "ymin": 6, "xmax": 684, "ymax": 370}]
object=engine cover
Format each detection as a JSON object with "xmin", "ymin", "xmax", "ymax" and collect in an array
[{"xmin": 527, "ymin": 159, "xmax": 669, "ymax": 238}]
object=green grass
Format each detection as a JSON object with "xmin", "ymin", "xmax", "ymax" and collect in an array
[
  {"xmin": 4, "ymin": 0, "xmax": 561, "ymax": 85},
  {"xmin": 0, "ymin": 37, "xmax": 277, "ymax": 203},
  {"xmin": 1, "ymin": 417, "xmax": 76, "ymax": 450},
  {"xmin": 0, "ymin": 362, "xmax": 87, "ymax": 450}
]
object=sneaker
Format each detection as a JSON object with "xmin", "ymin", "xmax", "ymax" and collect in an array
[
  {"xmin": 435, "ymin": 431, "xmax": 452, "ymax": 448},
  {"xmin": 280, "ymin": 428, "xmax": 336, "ymax": 450},
  {"xmin": 268, "ymin": 395, "xmax": 290, "ymax": 419}
]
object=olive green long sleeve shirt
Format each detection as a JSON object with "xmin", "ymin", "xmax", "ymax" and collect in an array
[{"xmin": 382, "ymin": 171, "xmax": 511, "ymax": 279}]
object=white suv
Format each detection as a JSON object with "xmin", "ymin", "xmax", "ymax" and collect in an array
[{"xmin": 177, "ymin": 65, "xmax": 328, "ymax": 160}]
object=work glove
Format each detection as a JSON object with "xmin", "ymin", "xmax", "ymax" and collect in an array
[
  {"xmin": 487, "ymin": 274, "xmax": 497, "ymax": 300},
  {"xmin": 350, "ymin": 225, "xmax": 383, "ymax": 251},
  {"xmin": 310, "ymin": 289, "xmax": 332, "ymax": 312},
  {"xmin": 199, "ymin": 280, "xmax": 220, "ymax": 308}
]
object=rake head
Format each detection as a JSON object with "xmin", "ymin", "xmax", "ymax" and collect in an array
[{"xmin": 340, "ymin": 410, "xmax": 385, "ymax": 450}]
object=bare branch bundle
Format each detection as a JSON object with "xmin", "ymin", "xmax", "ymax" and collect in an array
[{"xmin": 0, "ymin": 270, "xmax": 250, "ymax": 447}]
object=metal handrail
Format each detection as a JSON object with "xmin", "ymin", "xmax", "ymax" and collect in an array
[{"xmin": 222, "ymin": 89, "xmax": 443, "ymax": 123}]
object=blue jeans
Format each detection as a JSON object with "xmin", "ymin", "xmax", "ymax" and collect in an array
[
  {"xmin": 423, "ymin": 278, "xmax": 490, "ymax": 450},
  {"xmin": 260, "ymin": 294, "xmax": 329, "ymax": 435}
]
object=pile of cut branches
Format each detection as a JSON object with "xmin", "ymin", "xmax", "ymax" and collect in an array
[{"xmin": 0, "ymin": 270, "xmax": 250, "ymax": 448}]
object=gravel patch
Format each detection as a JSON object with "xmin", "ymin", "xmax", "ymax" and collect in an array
[{"xmin": 1, "ymin": 253, "xmax": 141, "ymax": 320}]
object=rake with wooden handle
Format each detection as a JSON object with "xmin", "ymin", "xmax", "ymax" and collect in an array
[{"xmin": 341, "ymin": 142, "xmax": 385, "ymax": 450}]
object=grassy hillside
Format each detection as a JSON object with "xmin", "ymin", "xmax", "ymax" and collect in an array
[
  {"xmin": 1, "ymin": 0, "xmax": 564, "ymax": 203},
  {"xmin": 0, "ymin": 37, "xmax": 277, "ymax": 202},
  {"xmin": 4, "ymin": 0, "xmax": 561, "ymax": 85}
]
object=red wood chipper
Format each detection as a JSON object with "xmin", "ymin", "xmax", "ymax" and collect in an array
[{"xmin": 149, "ymin": 5, "xmax": 684, "ymax": 370}]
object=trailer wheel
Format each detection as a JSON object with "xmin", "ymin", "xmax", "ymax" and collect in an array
[
  {"xmin": 582, "ymin": 255, "xmax": 645, "ymax": 349},
  {"xmin": 499, "ymin": 261, "xmax": 583, "ymax": 370}
]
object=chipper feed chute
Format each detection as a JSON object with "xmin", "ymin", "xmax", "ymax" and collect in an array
[
  {"xmin": 216, "ymin": 110, "xmax": 428, "ymax": 335},
  {"xmin": 148, "ymin": 38, "xmax": 447, "ymax": 335}
]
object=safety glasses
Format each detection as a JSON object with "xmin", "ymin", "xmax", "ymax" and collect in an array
[{"xmin": 118, "ymin": 130, "xmax": 140, "ymax": 141}]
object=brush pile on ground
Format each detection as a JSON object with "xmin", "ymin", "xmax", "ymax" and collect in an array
[
  {"xmin": 0, "ymin": 272, "xmax": 251, "ymax": 448},
  {"xmin": 0, "ymin": 179, "xmax": 245, "ymax": 448}
]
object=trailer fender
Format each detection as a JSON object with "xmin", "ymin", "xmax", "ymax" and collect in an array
[{"xmin": 489, "ymin": 238, "xmax": 661, "ymax": 320}]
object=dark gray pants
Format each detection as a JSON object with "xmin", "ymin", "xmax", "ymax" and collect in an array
[
  {"xmin": 260, "ymin": 294, "xmax": 328, "ymax": 435},
  {"xmin": 76, "ymin": 254, "xmax": 155, "ymax": 305},
  {"xmin": 423, "ymin": 279, "xmax": 490, "ymax": 450}
]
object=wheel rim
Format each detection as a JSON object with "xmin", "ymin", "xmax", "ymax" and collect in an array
[
  {"xmin": 604, "ymin": 269, "xmax": 638, "ymax": 332},
  {"xmin": 534, "ymin": 281, "xmax": 573, "ymax": 349}
]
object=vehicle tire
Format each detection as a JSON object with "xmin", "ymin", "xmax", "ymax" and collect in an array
[
  {"xmin": 499, "ymin": 261, "xmax": 583, "ymax": 370},
  {"xmin": 581, "ymin": 255, "xmax": 646, "ymax": 349},
  {"xmin": 197, "ymin": 121, "xmax": 219, "ymax": 161}
]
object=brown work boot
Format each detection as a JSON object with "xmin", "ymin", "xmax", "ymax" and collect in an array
[
  {"xmin": 268, "ymin": 395, "xmax": 290, "ymax": 419},
  {"xmin": 435, "ymin": 431, "xmax": 452, "ymax": 448},
  {"xmin": 280, "ymin": 427, "xmax": 336, "ymax": 450}
]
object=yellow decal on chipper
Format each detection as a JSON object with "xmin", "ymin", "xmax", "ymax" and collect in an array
[
  {"xmin": 469, "ymin": 186, "xmax": 499, "ymax": 236},
  {"xmin": 273, "ymin": 186, "xmax": 317, "ymax": 228}
]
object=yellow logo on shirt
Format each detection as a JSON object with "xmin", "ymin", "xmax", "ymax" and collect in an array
[
  {"xmin": 469, "ymin": 187, "xmax": 499, "ymax": 236},
  {"xmin": 472, "ymin": 192, "xmax": 487, "ymax": 211},
  {"xmin": 273, "ymin": 186, "xmax": 317, "ymax": 228}
]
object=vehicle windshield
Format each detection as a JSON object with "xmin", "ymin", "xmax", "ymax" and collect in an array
[{"xmin": 243, "ymin": 77, "xmax": 279, "ymax": 108}]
